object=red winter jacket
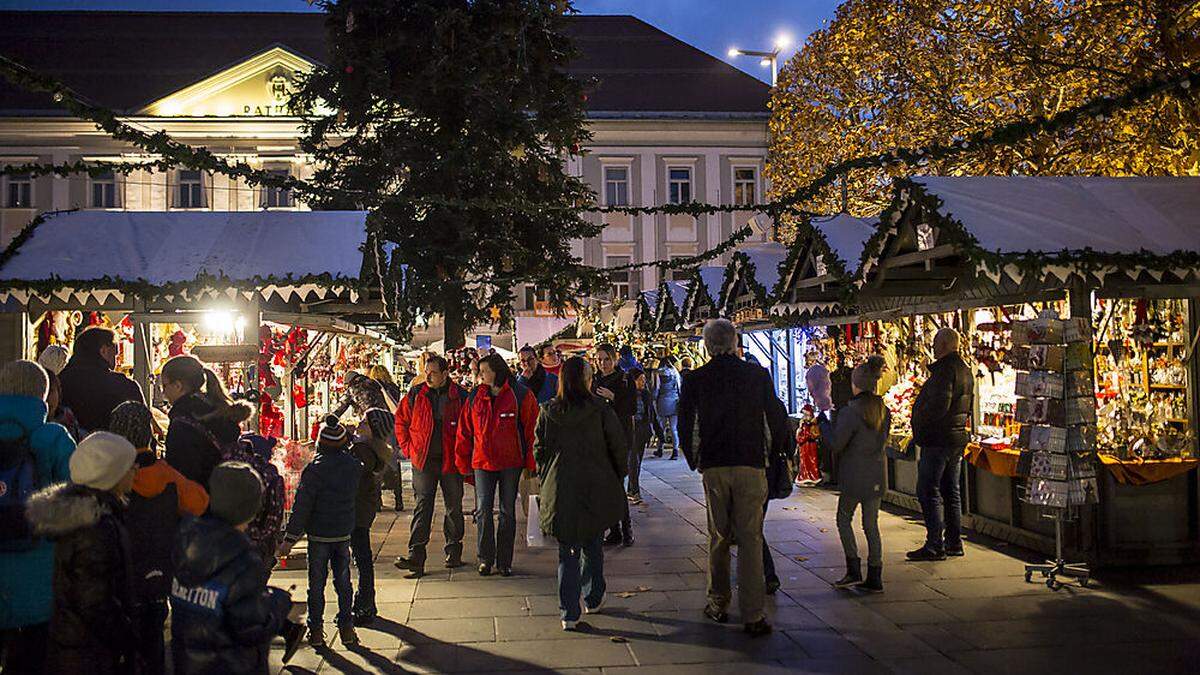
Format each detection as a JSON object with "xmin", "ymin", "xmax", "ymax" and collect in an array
[
  {"xmin": 455, "ymin": 381, "xmax": 538, "ymax": 474},
  {"xmin": 395, "ymin": 381, "xmax": 469, "ymax": 473}
]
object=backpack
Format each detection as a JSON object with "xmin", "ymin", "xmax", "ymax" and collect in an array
[{"xmin": 0, "ymin": 422, "xmax": 39, "ymax": 552}]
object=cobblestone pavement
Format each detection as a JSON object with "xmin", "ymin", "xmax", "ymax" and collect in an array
[{"xmin": 270, "ymin": 455, "xmax": 1200, "ymax": 674}]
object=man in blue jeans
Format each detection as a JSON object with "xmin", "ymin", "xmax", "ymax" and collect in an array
[
  {"xmin": 908, "ymin": 329, "xmax": 973, "ymax": 561},
  {"xmin": 279, "ymin": 415, "xmax": 363, "ymax": 648}
]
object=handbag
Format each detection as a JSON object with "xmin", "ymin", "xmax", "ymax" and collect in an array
[
  {"xmin": 525, "ymin": 495, "xmax": 556, "ymax": 548},
  {"xmin": 766, "ymin": 414, "xmax": 797, "ymax": 500}
]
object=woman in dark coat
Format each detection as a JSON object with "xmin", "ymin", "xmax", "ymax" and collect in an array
[
  {"xmin": 161, "ymin": 355, "xmax": 252, "ymax": 489},
  {"xmin": 25, "ymin": 431, "xmax": 140, "ymax": 675},
  {"xmin": 533, "ymin": 356, "xmax": 627, "ymax": 631},
  {"xmin": 817, "ymin": 356, "xmax": 891, "ymax": 593}
]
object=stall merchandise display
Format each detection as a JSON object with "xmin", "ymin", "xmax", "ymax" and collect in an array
[{"xmin": 1094, "ymin": 298, "xmax": 1194, "ymax": 461}]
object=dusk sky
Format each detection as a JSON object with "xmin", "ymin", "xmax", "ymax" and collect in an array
[{"xmin": 0, "ymin": 0, "xmax": 844, "ymax": 82}]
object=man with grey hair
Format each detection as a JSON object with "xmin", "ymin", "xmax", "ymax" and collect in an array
[
  {"xmin": 678, "ymin": 319, "xmax": 788, "ymax": 637},
  {"xmin": 908, "ymin": 327, "xmax": 974, "ymax": 561}
]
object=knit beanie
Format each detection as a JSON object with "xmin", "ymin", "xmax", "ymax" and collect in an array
[
  {"xmin": 852, "ymin": 355, "xmax": 887, "ymax": 394},
  {"xmin": 109, "ymin": 400, "xmax": 154, "ymax": 450},
  {"xmin": 37, "ymin": 345, "xmax": 69, "ymax": 376},
  {"xmin": 318, "ymin": 414, "xmax": 349, "ymax": 451},
  {"xmin": 208, "ymin": 461, "xmax": 263, "ymax": 526},
  {"xmin": 70, "ymin": 431, "xmax": 136, "ymax": 490}
]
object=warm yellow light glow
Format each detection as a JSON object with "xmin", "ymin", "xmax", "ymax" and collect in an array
[
  {"xmin": 774, "ymin": 33, "xmax": 793, "ymax": 51},
  {"xmin": 727, "ymin": 47, "xmax": 740, "ymax": 58},
  {"xmin": 201, "ymin": 310, "xmax": 236, "ymax": 335},
  {"xmin": 760, "ymin": 58, "xmax": 772, "ymax": 67}
]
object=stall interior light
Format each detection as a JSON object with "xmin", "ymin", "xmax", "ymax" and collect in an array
[{"xmin": 201, "ymin": 309, "xmax": 243, "ymax": 336}]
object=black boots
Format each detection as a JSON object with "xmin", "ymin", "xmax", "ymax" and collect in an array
[
  {"xmin": 857, "ymin": 565, "xmax": 883, "ymax": 593},
  {"xmin": 833, "ymin": 557, "xmax": 862, "ymax": 588}
]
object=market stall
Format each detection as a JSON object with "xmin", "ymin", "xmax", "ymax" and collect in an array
[
  {"xmin": 653, "ymin": 279, "xmax": 689, "ymax": 334},
  {"xmin": 679, "ymin": 265, "xmax": 726, "ymax": 328}
]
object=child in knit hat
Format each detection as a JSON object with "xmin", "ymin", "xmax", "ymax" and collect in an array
[
  {"xmin": 278, "ymin": 415, "xmax": 363, "ymax": 648},
  {"xmin": 171, "ymin": 461, "xmax": 304, "ymax": 672}
]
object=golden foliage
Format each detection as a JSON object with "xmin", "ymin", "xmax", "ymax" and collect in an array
[{"xmin": 767, "ymin": 0, "xmax": 1200, "ymax": 231}]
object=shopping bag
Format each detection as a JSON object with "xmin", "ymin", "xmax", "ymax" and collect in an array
[{"xmin": 526, "ymin": 495, "xmax": 556, "ymax": 548}]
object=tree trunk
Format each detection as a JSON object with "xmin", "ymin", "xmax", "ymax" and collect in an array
[{"xmin": 441, "ymin": 290, "xmax": 467, "ymax": 350}]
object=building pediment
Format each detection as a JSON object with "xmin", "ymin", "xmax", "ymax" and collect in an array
[{"xmin": 139, "ymin": 45, "xmax": 315, "ymax": 117}]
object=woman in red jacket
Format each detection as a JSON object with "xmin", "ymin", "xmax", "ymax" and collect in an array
[{"xmin": 455, "ymin": 353, "xmax": 539, "ymax": 577}]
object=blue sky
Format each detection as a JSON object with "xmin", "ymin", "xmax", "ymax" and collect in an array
[{"xmin": 0, "ymin": 0, "xmax": 843, "ymax": 82}]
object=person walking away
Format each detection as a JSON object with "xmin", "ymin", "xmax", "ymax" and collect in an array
[
  {"xmin": 171, "ymin": 462, "xmax": 303, "ymax": 674},
  {"xmin": 678, "ymin": 319, "xmax": 787, "ymax": 637},
  {"xmin": 534, "ymin": 357, "xmax": 627, "ymax": 630},
  {"xmin": 349, "ymin": 409, "xmax": 391, "ymax": 625},
  {"xmin": 817, "ymin": 356, "xmax": 891, "ymax": 592},
  {"xmin": 0, "ymin": 360, "xmax": 76, "ymax": 675},
  {"xmin": 394, "ymin": 355, "xmax": 468, "ymax": 578},
  {"xmin": 654, "ymin": 355, "xmax": 682, "ymax": 460},
  {"xmin": 455, "ymin": 353, "xmax": 538, "ymax": 577},
  {"xmin": 278, "ymin": 415, "xmax": 363, "ymax": 648},
  {"xmin": 25, "ymin": 431, "xmax": 139, "ymax": 674},
  {"xmin": 907, "ymin": 329, "xmax": 973, "ymax": 562},
  {"xmin": 591, "ymin": 344, "xmax": 635, "ymax": 546},
  {"xmin": 226, "ymin": 433, "xmax": 287, "ymax": 568},
  {"xmin": 626, "ymin": 368, "xmax": 654, "ymax": 504},
  {"xmin": 109, "ymin": 401, "xmax": 209, "ymax": 675},
  {"xmin": 161, "ymin": 355, "xmax": 251, "ymax": 489},
  {"xmin": 58, "ymin": 326, "xmax": 144, "ymax": 433},
  {"xmin": 517, "ymin": 345, "xmax": 559, "ymax": 404}
]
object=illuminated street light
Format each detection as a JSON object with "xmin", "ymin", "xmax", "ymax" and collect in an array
[{"xmin": 727, "ymin": 33, "xmax": 793, "ymax": 86}]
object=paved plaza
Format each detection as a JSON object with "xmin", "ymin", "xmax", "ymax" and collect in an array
[{"xmin": 270, "ymin": 458, "xmax": 1200, "ymax": 674}]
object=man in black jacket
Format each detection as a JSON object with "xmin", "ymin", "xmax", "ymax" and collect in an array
[
  {"xmin": 59, "ymin": 326, "xmax": 144, "ymax": 433},
  {"xmin": 679, "ymin": 319, "xmax": 787, "ymax": 638},
  {"xmin": 908, "ymin": 328, "xmax": 974, "ymax": 561}
]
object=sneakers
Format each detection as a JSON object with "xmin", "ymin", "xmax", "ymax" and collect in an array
[
  {"xmin": 308, "ymin": 625, "xmax": 326, "ymax": 649},
  {"xmin": 339, "ymin": 623, "xmax": 359, "ymax": 647},
  {"xmin": 478, "ymin": 563, "xmax": 493, "ymax": 576},
  {"xmin": 281, "ymin": 621, "xmax": 306, "ymax": 662},
  {"xmin": 445, "ymin": 553, "xmax": 465, "ymax": 568},
  {"xmin": 351, "ymin": 609, "xmax": 376, "ymax": 627},
  {"xmin": 561, "ymin": 619, "xmax": 577, "ymax": 631},
  {"xmin": 499, "ymin": 567, "xmax": 513, "ymax": 577},
  {"xmin": 702, "ymin": 605, "xmax": 729, "ymax": 624},
  {"xmin": 584, "ymin": 593, "xmax": 606, "ymax": 614},
  {"xmin": 945, "ymin": 547, "xmax": 965, "ymax": 557},
  {"xmin": 404, "ymin": 568, "xmax": 425, "ymax": 579},
  {"xmin": 394, "ymin": 555, "xmax": 424, "ymax": 571},
  {"xmin": 627, "ymin": 492, "xmax": 642, "ymax": 504},
  {"xmin": 906, "ymin": 546, "xmax": 947, "ymax": 561},
  {"xmin": 744, "ymin": 619, "xmax": 773, "ymax": 637}
]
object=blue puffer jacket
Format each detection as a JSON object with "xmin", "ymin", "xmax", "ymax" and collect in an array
[
  {"xmin": 283, "ymin": 447, "xmax": 362, "ymax": 543},
  {"xmin": 655, "ymin": 365, "xmax": 682, "ymax": 417},
  {"xmin": 0, "ymin": 395, "xmax": 75, "ymax": 629}
]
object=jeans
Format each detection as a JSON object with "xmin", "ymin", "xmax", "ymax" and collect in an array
[
  {"xmin": 410, "ymin": 464, "xmax": 466, "ymax": 566},
  {"xmin": 557, "ymin": 536, "xmax": 606, "ymax": 622},
  {"xmin": 0, "ymin": 622, "xmax": 48, "ymax": 675},
  {"xmin": 916, "ymin": 446, "xmax": 964, "ymax": 553},
  {"xmin": 628, "ymin": 419, "xmax": 651, "ymax": 495},
  {"xmin": 836, "ymin": 493, "xmax": 882, "ymax": 566},
  {"xmin": 657, "ymin": 414, "xmax": 679, "ymax": 452},
  {"xmin": 307, "ymin": 539, "xmax": 354, "ymax": 628},
  {"xmin": 474, "ymin": 467, "xmax": 522, "ymax": 568},
  {"xmin": 702, "ymin": 466, "xmax": 769, "ymax": 624},
  {"xmin": 350, "ymin": 526, "xmax": 375, "ymax": 614},
  {"xmin": 762, "ymin": 501, "xmax": 777, "ymax": 584}
]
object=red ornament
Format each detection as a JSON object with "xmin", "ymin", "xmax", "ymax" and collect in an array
[{"xmin": 345, "ymin": 65, "xmax": 354, "ymax": 74}]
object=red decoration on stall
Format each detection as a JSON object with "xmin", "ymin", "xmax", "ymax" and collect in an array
[
  {"xmin": 168, "ymin": 330, "xmax": 187, "ymax": 357},
  {"xmin": 292, "ymin": 384, "xmax": 308, "ymax": 409},
  {"xmin": 258, "ymin": 391, "xmax": 284, "ymax": 438}
]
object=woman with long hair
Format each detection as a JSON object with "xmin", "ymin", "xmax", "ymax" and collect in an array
[
  {"xmin": 160, "ymin": 355, "xmax": 251, "ymax": 489},
  {"xmin": 534, "ymin": 356, "xmax": 626, "ymax": 630},
  {"xmin": 817, "ymin": 355, "xmax": 891, "ymax": 593},
  {"xmin": 455, "ymin": 353, "xmax": 539, "ymax": 577}
]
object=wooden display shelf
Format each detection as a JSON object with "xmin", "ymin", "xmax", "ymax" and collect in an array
[{"xmin": 1150, "ymin": 383, "xmax": 1187, "ymax": 390}]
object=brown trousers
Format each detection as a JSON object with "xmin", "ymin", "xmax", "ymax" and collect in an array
[{"xmin": 702, "ymin": 465, "xmax": 768, "ymax": 623}]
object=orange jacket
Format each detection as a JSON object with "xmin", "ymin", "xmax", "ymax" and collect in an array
[
  {"xmin": 455, "ymin": 381, "xmax": 538, "ymax": 474},
  {"xmin": 133, "ymin": 450, "xmax": 209, "ymax": 516}
]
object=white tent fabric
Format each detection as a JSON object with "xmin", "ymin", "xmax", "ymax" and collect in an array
[
  {"xmin": 912, "ymin": 176, "xmax": 1200, "ymax": 255},
  {"xmin": 737, "ymin": 242, "xmax": 788, "ymax": 292},
  {"xmin": 0, "ymin": 210, "xmax": 369, "ymax": 284},
  {"xmin": 697, "ymin": 266, "xmax": 725, "ymax": 301},
  {"xmin": 812, "ymin": 214, "xmax": 876, "ymax": 268},
  {"xmin": 663, "ymin": 280, "xmax": 688, "ymax": 309}
]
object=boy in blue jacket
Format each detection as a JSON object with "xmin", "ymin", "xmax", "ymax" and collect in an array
[{"xmin": 278, "ymin": 415, "xmax": 363, "ymax": 649}]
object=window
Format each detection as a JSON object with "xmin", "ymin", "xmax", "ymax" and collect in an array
[
  {"xmin": 668, "ymin": 167, "xmax": 692, "ymax": 204},
  {"xmin": 734, "ymin": 167, "xmax": 757, "ymax": 206},
  {"xmin": 606, "ymin": 255, "xmax": 633, "ymax": 300},
  {"xmin": 90, "ymin": 171, "xmax": 118, "ymax": 208},
  {"xmin": 261, "ymin": 168, "xmax": 293, "ymax": 208},
  {"xmin": 176, "ymin": 170, "xmax": 205, "ymax": 208},
  {"xmin": 524, "ymin": 286, "xmax": 550, "ymax": 310},
  {"xmin": 604, "ymin": 166, "xmax": 629, "ymax": 206},
  {"xmin": 667, "ymin": 257, "xmax": 691, "ymax": 282},
  {"xmin": 5, "ymin": 173, "xmax": 32, "ymax": 208}
]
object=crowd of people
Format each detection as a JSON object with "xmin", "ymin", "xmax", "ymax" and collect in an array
[{"xmin": 0, "ymin": 317, "xmax": 976, "ymax": 672}]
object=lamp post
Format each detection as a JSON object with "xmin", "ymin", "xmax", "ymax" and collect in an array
[{"xmin": 727, "ymin": 34, "xmax": 792, "ymax": 86}]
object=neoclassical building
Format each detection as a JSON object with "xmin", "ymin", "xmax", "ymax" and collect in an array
[{"xmin": 0, "ymin": 10, "xmax": 770, "ymax": 345}]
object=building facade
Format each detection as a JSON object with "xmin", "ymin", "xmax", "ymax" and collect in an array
[{"xmin": 0, "ymin": 11, "xmax": 770, "ymax": 346}]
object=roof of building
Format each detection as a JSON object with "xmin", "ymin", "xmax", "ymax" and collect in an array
[
  {"xmin": 734, "ymin": 242, "xmax": 788, "ymax": 295},
  {"xmin": 0, "ymin": 11, "xmax": 769, "ymax": 117},
  {"xmin": 0, "ymin": 209, "xmax": 368, "ymax": 286},
  {"xmin": 911, "ymin": 176, "xmax": 1200, "ymax": 255},
  {"xmin": 811, "ymin": 214, "xmax": 876, "ymax": 269}
]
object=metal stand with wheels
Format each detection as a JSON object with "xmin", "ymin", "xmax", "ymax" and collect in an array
[{"xmin": 1023, "ymin": 509, "xmax": 1090, "ymax": 590}]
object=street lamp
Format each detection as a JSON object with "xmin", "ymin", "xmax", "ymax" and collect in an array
[{"xmin": 727, "ymin": 33, "xmax": 792, "ymax": 86}]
